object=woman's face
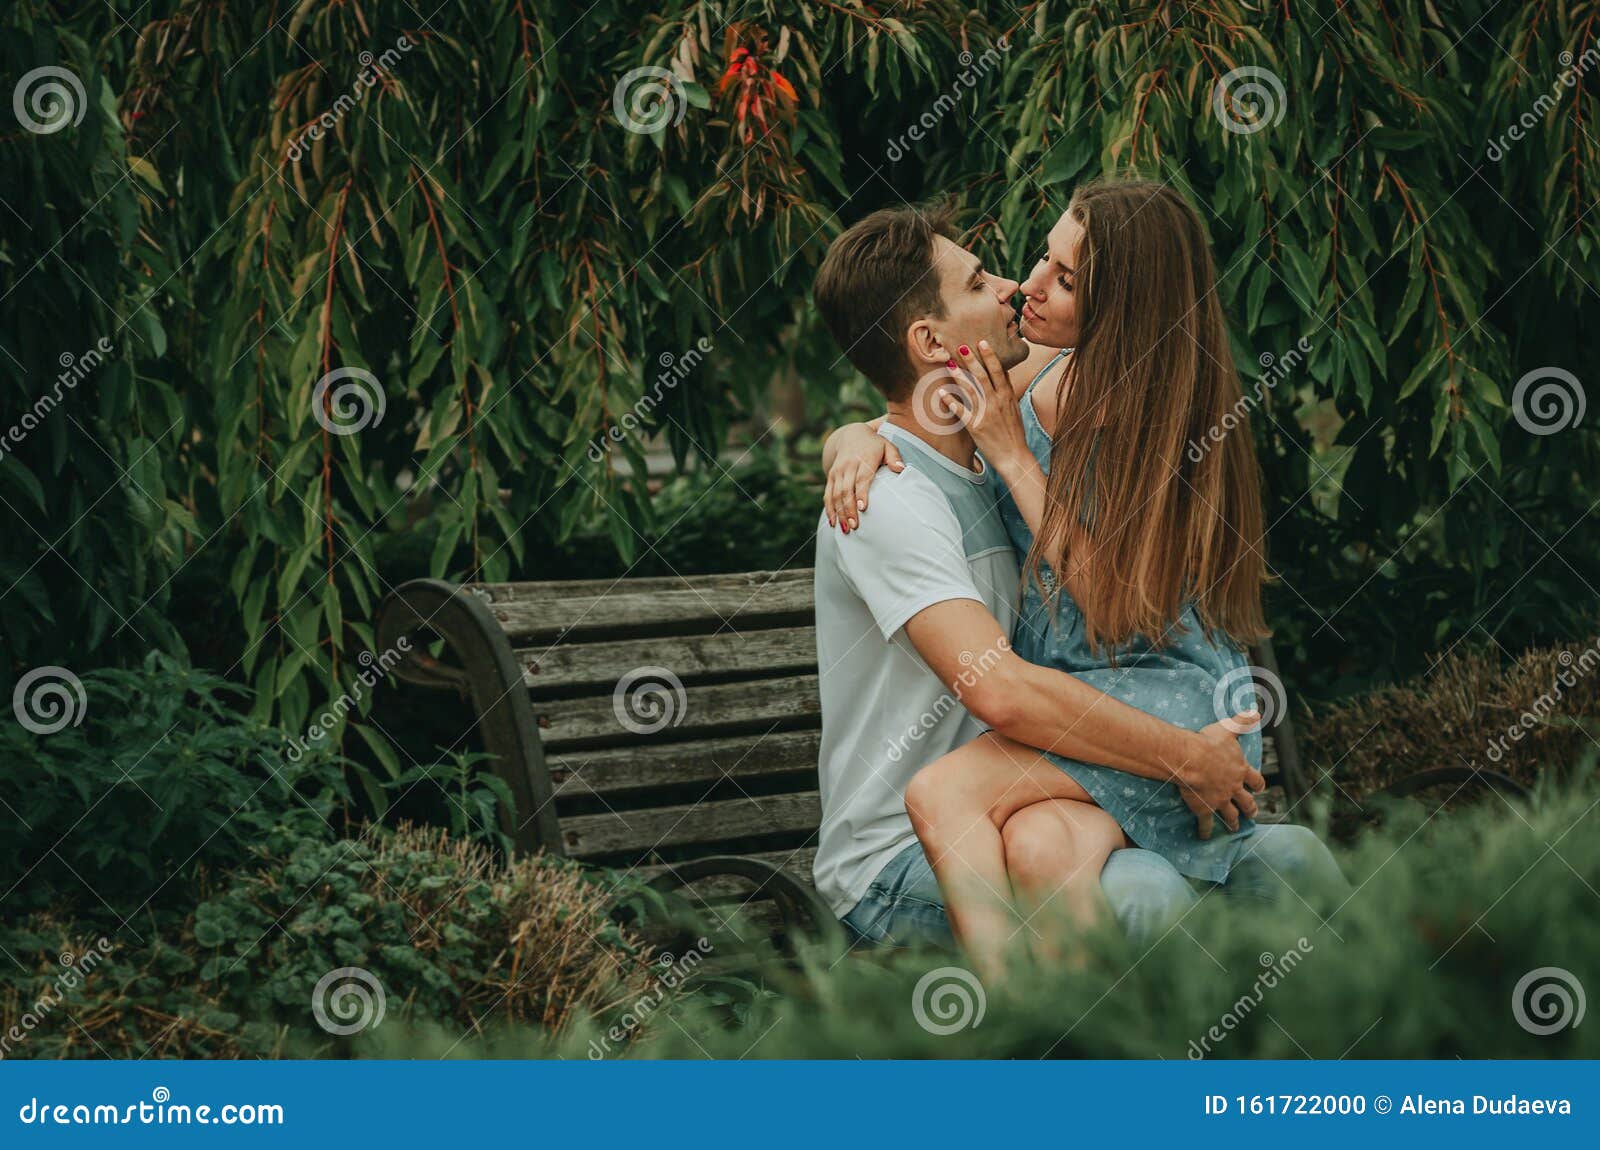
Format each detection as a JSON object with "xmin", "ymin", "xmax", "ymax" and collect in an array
[{"xmin": 1018, "ymin": 212, "xmax": 1083, "ymax": 349}]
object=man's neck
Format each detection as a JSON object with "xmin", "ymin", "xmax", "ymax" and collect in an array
[{"xmin": 882, "ymin": 410, "xmax": 979, "ymax": 471}]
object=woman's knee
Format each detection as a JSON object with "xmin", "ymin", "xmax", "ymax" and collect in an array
[
  {"xmin": 999, "ymin": 802, "xmax": 1060, "ymax": 877},
  {"xmin": 1001, "ymin": 801, "xmax": 1118, "ymax": 879}
]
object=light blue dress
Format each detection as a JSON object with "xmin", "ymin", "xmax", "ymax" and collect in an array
[{"xmin": 994, "ymin": 350, "xmax": 1259, "ymax": 882}]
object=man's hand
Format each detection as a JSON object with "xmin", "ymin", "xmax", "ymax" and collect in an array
[{"xmin": 1173, "ymin": 712, "xmax": 1267, "ymax": 840}]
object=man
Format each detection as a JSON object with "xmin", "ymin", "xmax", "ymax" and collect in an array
[{"xmin": 808, "ymin": 203, "xmax": 1293, "ymax": 967}]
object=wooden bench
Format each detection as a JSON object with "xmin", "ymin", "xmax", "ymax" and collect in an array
[{"xmin": 374, "ymin": 569, "xmax": 1310, "ymax": 954}]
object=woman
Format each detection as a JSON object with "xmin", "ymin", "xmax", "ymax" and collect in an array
[{"xmin": 822, "ymin": 179, "xmax": 1333, "ymax": 979}]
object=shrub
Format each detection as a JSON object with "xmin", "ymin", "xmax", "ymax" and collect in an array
[
  {"xmin": 1, "ymin": 825, "xmax": 655, "ymax": 1058},
  {"xmin": 530, "ymin": 769, "xmax": 1600, "ymax": 1060},
  {"xmin": 0, "ymin": 653, "xmax": 349, "ymax": 916},
  {"xmin": 1301, "ymin": 632, "xmax": 1600, "ymax": 803}
]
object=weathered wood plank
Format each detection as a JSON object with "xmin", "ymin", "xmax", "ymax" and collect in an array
[
  {"xmin": 549, "ymin": 730, "xmax": 820, "ymax": 798},
  {"xmin": 636, "ymin": 847, "xmax": 818, "ymax": 893},
  {"xmin": 474, "ymin": 569, "xmax": 811, "ymax": 600},
  {"xmin": 520, "ymin": 628, "xmax": 816, "ymax": 694},
  {"xmin": 558, "ymin": 791, "xmax": 821, "ymax": 857},
  {"xmin": 539, "ymin": 674, "xmax": 821, "ymax": 750},
  {"xmin": 470, "ymin": 570, "xmax": 814, "ymax": 641}
]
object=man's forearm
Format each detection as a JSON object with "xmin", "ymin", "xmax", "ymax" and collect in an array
[{"xmin": 988, "ymin": 658, "xmax": 1196, "ymax": 782}]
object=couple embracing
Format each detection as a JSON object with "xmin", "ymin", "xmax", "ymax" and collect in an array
[{"xmin": 808, "ymin": 179, "xmax": 1345, "ymax": 982}]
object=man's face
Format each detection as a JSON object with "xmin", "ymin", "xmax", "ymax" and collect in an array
[{"xmin": 911, "ymin": 235, "xmax": 1029, "ymax": 373}]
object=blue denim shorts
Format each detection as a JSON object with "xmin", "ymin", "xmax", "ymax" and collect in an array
[
  {"xmin": 839, "ymin": 838, "xmax": 955, "ymax": 950},
  {"xmin": 836, "ymin": 828, "xmax": 1345, "ymax": 951}
]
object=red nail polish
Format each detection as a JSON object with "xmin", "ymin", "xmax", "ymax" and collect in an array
[
  {"xmin": 958, "ymin": 345, "xmax": 971, "ymax": 357},
  {"xmin": 946, "ymin": 360, "xmax": 957, "ymax": 369}
]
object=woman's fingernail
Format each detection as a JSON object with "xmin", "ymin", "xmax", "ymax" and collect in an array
[
  {"xmin": 979, "ymin": 339, "xmax": 990, "ymax": 350},
  {"xmin": 857, "ymin": 499, "xmax": 865, "ymax": 511},
  {"xmin": 946, "ymin": 360, "xmax": 957, "ymax": 369},
  {"xmin": 958, "ymin": 345, "xmax": 971, "ymax": 356}
]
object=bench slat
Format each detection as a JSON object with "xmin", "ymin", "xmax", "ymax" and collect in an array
[
  {"xmin": 636, "ymin": 847, "xmax": 818, "ymax": 891},
  {"xmin": 540, "ymin": 674, "xmax": 821, "ymax": 750},
  {"xmin": 478, "ymin": 569, "xmax": 809, "ymax": 598},
  {"xmin": 473, "ymin": 570, "xmax": 812, "ymax": 642},
  {"xmin": 522, "ymin": 628, "xmax": 817, "ymax": 694},
  {"xmin": 559, "ymin": 791, "xmax": 821, "ymax": 857},
  {"xmin": 549, "ymin": 730, "xmax": 820, "ymax": 798}
]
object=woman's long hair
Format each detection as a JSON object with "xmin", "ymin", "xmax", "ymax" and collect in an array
[{"xmin": 1024, "ymin": 179, "xmax": 1269, "ymax": 654}]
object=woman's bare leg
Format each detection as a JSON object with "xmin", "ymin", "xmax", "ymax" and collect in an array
[
  {"xmin": 904, "ymin": 732, "xmax": 1097, "ymax": 983},
  {"xmin": 1000, "ymin": 798, "xmax": 1127, "ymax": 965}
]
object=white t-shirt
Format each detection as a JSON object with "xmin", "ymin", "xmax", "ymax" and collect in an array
[{"xmin": 811, "ymin": 423, "xmax": 1021, "ymax": 918}]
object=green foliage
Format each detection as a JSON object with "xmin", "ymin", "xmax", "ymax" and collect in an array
[
  {"xmin": 0, "ymin": 2, "xmax": 190, "ymax": 669},
  {"xmin": 0, "ymin": 653, "xmax": 350, "ymax": 915},
  {"xmin": 556, "ymin": 768, "xmax": 1600, "ymax": 1059},
  {"xmin": 641, "ymin": 444, "xmax": 825, "ymax": 574},
  {"xmin": 1, "ymin": 825, "xmax": 655, "ymax": 1058},
  {"xmin": 71, "ymin": 764, "xmax": 1584, "ymax": 1063},
  {"xmin": 387, "ymin": 750, "xmax": 518, "ymax": 857},
  {"xmin": 3, "ymin": 1, "xmax": 1596, "ymax": 734}
]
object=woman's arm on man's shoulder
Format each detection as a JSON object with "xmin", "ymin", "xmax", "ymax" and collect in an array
[{"xmin": 821, "ymin": 416, "xmax": 902, "ymax": 530}]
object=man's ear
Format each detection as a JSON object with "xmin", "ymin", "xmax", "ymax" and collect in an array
[{"xmin": 904, "ymin": 319, "xmax": 948, "ymax": 369}]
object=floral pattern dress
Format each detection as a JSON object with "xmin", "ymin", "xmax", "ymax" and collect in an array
[{"xmin": 994, "ymin": 350, "xmax": 1259, "ymax": 882}]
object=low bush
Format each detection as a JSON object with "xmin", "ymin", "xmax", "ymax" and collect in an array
[
  {"xmin": 1301, "ymin": 632, "xmax": 1600, "ymax": 804},
  {"xmin": 1, "ymin": 826, "xmax": 653, "ymax": 1058},
  {"xmin": 537, "ymin": 767, "xmax": 1600, "ymax": 1060},
  {"xmin": 0, "ymin": 653, "xmax": 349, "ymax": 916}
]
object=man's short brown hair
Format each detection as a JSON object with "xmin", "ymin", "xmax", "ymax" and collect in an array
[{"xmin": 813, "ymin": 203, "xmax": 957, "ymax": 400}]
